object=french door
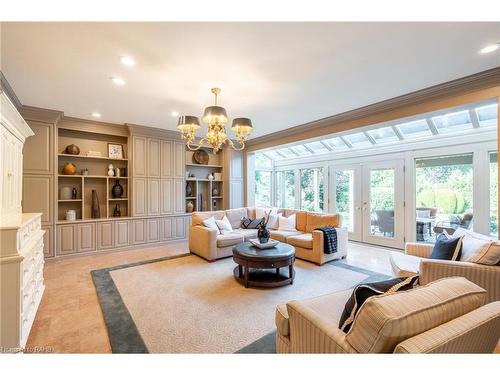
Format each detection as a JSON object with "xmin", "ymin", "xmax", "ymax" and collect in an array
[{"xmin": 330, "ymin": 160, "xmax": 405, "ymax": 248}]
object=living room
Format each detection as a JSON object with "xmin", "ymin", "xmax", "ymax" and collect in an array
[{"xmin": 1, "ymin": 1, "xmax": 499, "ymax": 373}]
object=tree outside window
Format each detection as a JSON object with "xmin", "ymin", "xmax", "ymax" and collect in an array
[
  {"xmin": 300, "ymin": 168, "xmax": 324, "ymax": 212},
  {"xmin": 255, "ymin": 170, "xmax": 271, "ymax": 207}
]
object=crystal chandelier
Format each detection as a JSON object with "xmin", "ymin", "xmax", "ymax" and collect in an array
[{"xmin": 177, "ymin": 88, "xmax": 253, "ymax": 154}]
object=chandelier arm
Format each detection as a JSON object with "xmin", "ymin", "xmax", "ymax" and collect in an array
[
  {"xmin": 227, "ymin": 138, "xmax": 245, "ymax": 151},
  {"xmin": 186, "ymin": 138, "xmax": 207, "ymax": 151}
]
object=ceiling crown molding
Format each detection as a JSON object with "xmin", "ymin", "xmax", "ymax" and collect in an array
[
  {"xmin": 246, "ymin": 67, "xmax": 500, "ymax": 151},
  {"xmin": 0, "ymin": 71, "xmax": 22, "ymax": 110}
]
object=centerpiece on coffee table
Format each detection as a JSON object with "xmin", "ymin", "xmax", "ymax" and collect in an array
[{"xmin": 257, "ymin": 210, "xmax": 271, "ymax": 243}]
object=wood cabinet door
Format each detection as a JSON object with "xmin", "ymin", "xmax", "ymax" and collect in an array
[
  {"xmin": 174, "ymin": 216, "xmax": 186, "ymax": 239},
  {"xmin": 77, "ymin": 222, "xmax": 96, "ymax": 253},
  {"xmin": 173, "ymin": 142, "xmax": 185, "ymax": 178},
  {"xmin": 161, "ymin": 179, "xmax": 172, "ymax": 214},
  {"xmin": 147, "ymin": 218, "xmax": 160, "ymax": 242},
  {"xmin": 148, "ymin": 138, "xmax": 161, "ymax": 178},
  {"xmin": 114, "ymin": 220, "xmax": 130, "ymax": 248},
  {"xmin": 23, "ymin": 121, "xmax": 53, "ymax": 174},
  {"xmin": 148, "ymin": 179, "xmax": 161, "ymax": 216},
  {"xmin": 23, "ymin": 175, "xmax": 53, "ymax": 224},
  {"xmin": 131, "ymin": 219, "xmax": 146, "ymax": 245},
  {"xmin": 160, "ymin": 217, "xmax": 173, "ymax": 241},
  {"xmin": 133, "ymin": 178, "xmax": 147, "ymax": 216},
  {"xmin": 173, "ymin": 179, "xmax": 185, "ymax": 213},
  {"xmin": 57, "ymin": 224, "xmax": 77, "ymax": 255},
  {"xmin": 161, "ymin": 140, "xmax": 172, "ymax": 178},
  {"xmin": 97, "ymin": 221, "xmax": 114, "ymax": 250},
  {"xmin": 133, "ymin": 136, "xmax": 147, "ymax": 177},
  {"xmin": 42, "ymin": 225, "xmax": 54, "ymax": 258}
]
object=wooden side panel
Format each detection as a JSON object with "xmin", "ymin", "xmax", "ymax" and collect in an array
[
  {"xmin": 148, "ymin": 138, "xmax": 161, "ymax": 178},
  {"xmin": 161, "ymin": 179, "xmax": 172, "ymax": 214},
  {"xmin": 173, "ymin": 142, "xmax": 185, "ymax": 178},
  {"xmin": 22, "ymin": 175, "xmax": 53, "ymax": 224},
  {"xmin": 77, "ymin": 222, "xmax": 96, "ymax": 253},
  {"xmin": 114, "ymin": 220, "xmax": 130, "ymax": 248},
  {"xmin": 56, "ymin": 224, "xmax": 77, "ymax": 255},
  {"xmin": 133, "ymin": 136, "xmax": 147, "ymax": 177},
  {"xmin": 133, "ymin": 178, "xmax": 147, "ymax": 216},
  {"xmin": 173, "ymin": 179, "xmax": 184, "ymax": 213},
  {"xmin": 160, "ymin": 217, "xmax": 173, "ymax": 241},
  {"xmin": 23, "ymin": 121, "xmax": 53, "ymax": 174},
  {"xmin": 131, "ymin": 219, "xmax": 146, "ymax": 245},
  {"xmin": 161, "ymin": 140, "xmax": 172, "ymax": 178},
  {"xmin": 97, "ymin": 221, "xmax": 114, "ymax": 250},
  {"xmin": 147, "ymin": 218, "xmax": 160, "ymax": 242},
  {"xmin": 148, "ymin": 179, "xmax": 161, "ymax": 216}
]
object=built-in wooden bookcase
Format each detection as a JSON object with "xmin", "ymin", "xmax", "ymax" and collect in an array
[
  {"xmin": 185, "ymin": 146, "xmax": 224, "ymax": 211},
  {"xmin": 56, "ymin": 128, "xmax": 129, "ymax": 222}
]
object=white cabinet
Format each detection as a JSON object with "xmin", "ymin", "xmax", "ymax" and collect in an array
[
  {"xmin": 97, "ymin": 221, "xmax": 115, "ymax": 250},
  {"xmin": 147, "ymin": 218, "xmax": 160, "ymax": 242},
  {"xmin": 174, "ymin": 179, "xmax": 185, "ymax": 213},
  {"xmin": 57, "ymin": 224, "xmax": 77, "ymax": 255},
  {"xmin": 161, "ymin": 179, "xmax": 172, "ymax": 214},
  {"xmin": 0, "ymin": 92, "xmax": 43, "ymax": 351},
  {"xmin": 148, "ymin": 138, "xmax": 161, "ymax": 178},
  {"xmin": 173, "ymin": 141, "xmax": 185, "ymax": 178},
  {"xmin": 133, "ymin": 178, "xmax": 147, "ymax": 216},
  {"xmin": 115, "ymin": 220, "xmax": 130, "ymax": 248},
  {"xmin": 133, "ymin": 136, "xmax": 147, "ymax": 177},
  {"xmin": 131, "ymin": 219, "xmax": 146, "ymax": 245},
  {"xmin": 161, "ymin": 140, "xmax": 172, "ymax": 178},
  {"xmin": 77, "ymin": 222, "xmax": 96, "ymax": 253},
  {"xmin": 148, "ymin": 179, "xmax": 161, "ymax": 215},
  {"xmin": 160, "ymin": 217, "xmax": 174, "ymax": 241}
]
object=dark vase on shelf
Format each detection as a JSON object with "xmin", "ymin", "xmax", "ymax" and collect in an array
[
  {"xmin": 186, "ymin": 183, "xmax": 192, "ymax": 197},
  {"xmin": 71, "ymin": 187, "xmax": 77, "ymax": 199},
  {"xmin": 113, "ymin": 204, "xmax": 121, "ymax": 217},
  {"xmin": 112, "ymin": 180, "xmax": 124, "ymax": 198},
  {"xmin": 91, "ymin": 190, "xmax": 101, "ymax": 218},
  {"xmin": 257, "ymin": 224, "xmax": 270, "ymax": 244}
]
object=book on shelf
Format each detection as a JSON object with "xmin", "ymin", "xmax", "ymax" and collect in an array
[{"xmin": 85, "ymin": 151, "xmax": 103, "ymax": 157}]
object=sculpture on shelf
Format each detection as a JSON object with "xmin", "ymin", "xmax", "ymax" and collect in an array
[
  {"xmin": 91, "ymin": 190, "xmax": 101, "ymax": 218},
  {"xmin": 208, "ymin": 173, "xmax": 214, "ymax": 181},
  {"xmin": 112, "ymin": 180, "xmax": 124, "ymax": 198},
  {"xmin": 71, "ymin": 187, "xmax": 77, "ymax": 199},
  {"xmin": 65, "ymin": 144, "xmax": 80, "ymax": 155},
  {"xmin": 107, "ymin": 164, "xmax": 115, "ymax": 176},
  {"xmin": 212, "ymin": 187, "xmax": 219, "ymax": 196},
  {"xmin": 186, "ymin": 183, "xmax": 193, "ymax": 197},
  {"xmin": 62, "ymin": 162, "xmax": 77, "ymax": 175},
  {"xmin": 113, "ymin": 204, "xmax": 121, "ymax": 217},
  {"xmin": 186, "ymin": 201, "xmax": 194, "ymax": 213}
]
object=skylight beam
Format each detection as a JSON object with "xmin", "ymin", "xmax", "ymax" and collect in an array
[
  {"xmin": 426, "ymin": 118, "xmax": 439, "ymax": 135},
  {"xmin": 364, "ymin": 131, "xmax": 377, "ymax": 145},
  {"xmin": 302, "ymin": 144, "xmax": 316, "ymax": 154},
  {"xmin": 319, "ymin": 140, "xmax": 333, "ymax": 151},
  {"xmin": 339, "ymin": 136, "xmax": 352, "ymax": 148},
  {"xmin": 391, "ymin": 125, "xmax": 404, "ymax": 140},
  {"xmin": 469, "ymin": 109, "xmax": 481, "ymax": 128}
]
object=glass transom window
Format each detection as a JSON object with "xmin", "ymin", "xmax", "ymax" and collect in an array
[
  {"xmin": 304, "ymin": 141, "xmax": 330, "ymax": 154},
  {"xmin": 344, "ymin": 132, "xmax": 371, "ymax": 147},
  {"xmin": 432, "ymin": 110, "xmax": 473, "ymax": 133},
  {"xmin": 476, "ymin": 104, "xmax": 498, "ymax": 127},
  {"xmin": 275, "ymin": 148, "xmax": 296, "ymax": 158},
  {"xmin": 289, "ymin": 144, "xmax": 312, "ymax": 156},
  {"xmin": 396, "ymin": 119, "xmax": 432, "ymax": 139},
  {"xmin": 323, "ymin": 137, "xmax": 348, "ymax": 150},
  {"xmin": 367, "ymin": 126, "xmax": 399, "ymax": 143}
]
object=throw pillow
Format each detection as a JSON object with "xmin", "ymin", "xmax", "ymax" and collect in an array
[
  {"xmin": 429, "ymin": 233, "xmax": 463, "ymax": 261},
  {"xmin": 240, "ymin": 217, "xmax": 263, "ymax": 229},
  {"xmin": 278, "ymin": 214, "xmax": 296, "ymax": 231},
  {"xmin": 215, "ymin": 216, "xmax": 233, "ymax": 235},
  {"xmin": 338, "ymin": 275, "xmax": 419, "ymax": 334},
  {"xmin": 255, "ymin": 207, "xmax": 278, "ymax": 220},
  {"xmin": 202, "ymin": 216, "xmax": 220, "ymax": 233},
  {"xmin": 267, "ymin": 213, "xmax": 282, "ymax": 230},
  {"xmin": 452, "ymin": 228, "xmax": 500, "ymax": 264}
]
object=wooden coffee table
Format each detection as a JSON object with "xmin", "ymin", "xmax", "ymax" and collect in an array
[{"xmin": 232, "ymin": 241, "xmax": 295, "ymax": 288}]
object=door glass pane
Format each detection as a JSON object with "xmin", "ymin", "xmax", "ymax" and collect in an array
[
  {"xmin": 415, "ymin": 154, "xmax": 473, "ymax": 242},
  {"xmin": 490, "ymin": 152, "xmax": 498, "ymax": 237},
  {"xmin": 254, "ymin": 171, "xmax": 271, "ymax": 207},
  {"xmin": 369, "ymin": 169, "xmax": 395, "ymax": 238},
  {"xmin": 276, "ymin": 170, "xmax": 295, "ymax": 209},
  {"xmin": 335, "ymin": 170, "xmax": 354, "ymax": 232},
  {"xmin": 300, "ymin": 168, "xmax": 324, "ymax": 212}
]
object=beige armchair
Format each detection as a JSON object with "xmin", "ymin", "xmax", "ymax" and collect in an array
[
  {"xmin": 276, "ymin": 277, "xmax": 500, "ymax": 353},
  {"xmin": 390, "ymin": 242, "xmax": 500, "ymax": 303}
]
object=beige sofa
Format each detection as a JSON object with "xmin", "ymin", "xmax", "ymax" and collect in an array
[
  {"xmin": 189, "ymin": 207, "xmax": 347, "ymax": 264},
  {"xmin": 275, "ymin": 277, "xmax": 500, "ymax": 353},
  {"xmin": 390, "ymin": 242, "xmax": 500, "ymax": 303}
]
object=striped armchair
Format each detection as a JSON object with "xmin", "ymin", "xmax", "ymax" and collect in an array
[
  {"xmin": 390, "ymin": 242, "xmax": 500, "ymax": 303},
  {"xmin": 276, "ymin": 277, "xmax": 500, "ymax": 353}
]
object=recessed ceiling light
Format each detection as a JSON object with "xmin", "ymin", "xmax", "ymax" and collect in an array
[
  {"xmin": 171, "ymin": 111, "xmax": 179, "ymax": 117},
  {"xmin": 91, "ymin": 112, "xmax": 102, "ymax": 118},
  {"xmin": 479, "ymin": 43, "xmax": 499, "ymax": 54},
  {"xmin": 111, "ymin": 77, "xmax": 126, "ymax": 86},
  {"xmin": 120, "ymin": 56, "xmax": 136, "ymax": 66}
]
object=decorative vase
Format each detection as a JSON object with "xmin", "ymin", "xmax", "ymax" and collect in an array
[
  {"xmin": 65, "ymin": 210, "xmax": 76, "ymax": 221},
  {"xmin": 112, "ymin": 180, "xmax": 124, "ymax": 198},
  {"xmin": 212, "ymin": 187, "xmax": 219, "ymax": 196},
  {"xmin": 186, "ymin": 201, "xmax": 194, "ymax": 213},
  {"xmin": 60, "ymin": 186, "xmax": 72, "ymax": 200},
  {"xmin": 65, "ymin": 144, "xmax": 80, "ymax": 155},
  {"xmin": 208, "ymin": 173, "xmax": 214, "ymax": 181},
  {"xmin": 113, "ymin": 204, "xmax": 121, "ymax": 217},
  {"xmin": 62, "ymin": 162, "xmax": 77, "ymax": 175},
  {"xmin": 257, "ymin": 225, "xmax": 270, "ymax": 244},
  {"xmin": 81, "ymin": 168, "xmax": 89, "ymax": 176},
  {"xmin": 91, "ymin": 190, "xmax": 101, "ymax": 218},
  {"xmin": 186, "ymin": 183, "xmax": 192, "ymax": 197},
  {"xmin": 71, "ymin": 187, "xmax": 77, "ymax": 199},
  {"xmin": 107, "ymin": 164, "xmax": 115, "ymax": 177}
]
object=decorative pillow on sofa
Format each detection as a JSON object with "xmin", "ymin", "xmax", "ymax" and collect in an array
[
  {"xmin": 240, "ymin": 217, "xmax": 263, "ymax": 229},
  {"xmin": 452, "ymin": 228, "xmax": 500, "ymax": 265},
  {"xmin": 338, "ymin": 275, "xmax": 419, "ymax": 334},
  {"xmin": 266, "ymin": 214, "xmax": 282, "ymax": 230},
  {"xmin": 215, "ymin": 216, "xmax": 233, "ymax": 234},
  {"xmin": 429, "ymin": 233, "xmax": 463, "ymax": 261},
  {"xmin": 278, "ymin": 214, "xmax": 296, "ymax": 231},
  {"xmin": 202, "ymin": 216, "xmax": 220, "ymax": 233}
]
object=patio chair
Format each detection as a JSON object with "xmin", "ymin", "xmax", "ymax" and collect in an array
[
  {"xmin": 434, "ymin": 213, "xmax": 473, "ymax": 235},
  {"xmin": 375, "ymin": 210, "xmax": 394, "ymax": 236}
]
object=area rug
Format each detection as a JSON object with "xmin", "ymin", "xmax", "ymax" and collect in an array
[{"xmin": 92, "ymin": 254, "xmax": 389, "ymax": 353}]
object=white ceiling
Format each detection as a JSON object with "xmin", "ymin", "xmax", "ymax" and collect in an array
[{"xmin": 1, "ymin": 22, "xmax": 499, "ymax": 138}]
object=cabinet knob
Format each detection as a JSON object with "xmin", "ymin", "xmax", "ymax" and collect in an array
[{"xmin": 7, "ymin": 172, "xmax": 13, "ymax": 177}]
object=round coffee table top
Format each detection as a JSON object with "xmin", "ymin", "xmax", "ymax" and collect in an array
[{"xmin": 232, "ymin": 241, "xmax": 295, "ymax": 261}]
